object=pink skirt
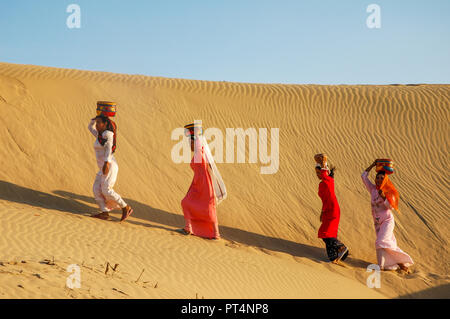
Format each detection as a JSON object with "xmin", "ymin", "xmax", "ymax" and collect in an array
[{"xmin": 375, "ymin": 216, "xmax": 413, "ymax": 270}]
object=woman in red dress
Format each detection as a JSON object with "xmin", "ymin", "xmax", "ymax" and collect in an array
[
  {"xmin": 181, "ymin": 123, "xmax": 227, "ymax": 240},
  {"xmin": 315, "ymin": 154, "xmax": 348, "ymax": 263}
]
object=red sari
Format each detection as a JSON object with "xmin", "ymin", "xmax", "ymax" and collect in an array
[
  {"xmin": 181, "ymin": 139, "xmax": 217, "ymax": 238},
  {"xmin": 317, "ymin": 170, "xmax": 340, "ymax": 238}
]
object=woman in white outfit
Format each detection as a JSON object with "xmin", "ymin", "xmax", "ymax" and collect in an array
[{"xmin": 88, "ymin": 116, "xmax": 133, "ymax": 221}]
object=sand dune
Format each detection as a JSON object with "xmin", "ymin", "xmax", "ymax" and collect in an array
[{"xmin": 0, "ymin": 62, "xmax": 448, "ymax": 298}]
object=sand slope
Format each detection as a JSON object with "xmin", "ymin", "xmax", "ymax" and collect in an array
[{"xmin": 0, "ymin": 62, "xmax": 448, "ymax": 298}]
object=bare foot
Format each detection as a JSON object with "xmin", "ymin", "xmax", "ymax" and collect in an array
[
  {"xmin": 336, "ymin": 246, "xmax": 349, "ymax": 262},
  {"xmin": 180, "ymin": 228, "xmax": 192, "ymax": 235},
  {"xmin": 398, "ymin": 263, "xmax": 410, "ymax": 273},
  {"xmin": 92, "ymin": 212, "xmax": 110, "ymax": 220},
  {"xmin": 120, "ymin": 205, "xmax": 133, "ymax": 222}
]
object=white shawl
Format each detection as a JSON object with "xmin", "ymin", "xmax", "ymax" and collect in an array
[{"xmin": 200, "ymin": 136, "xmax": 227, "ymax": 205}]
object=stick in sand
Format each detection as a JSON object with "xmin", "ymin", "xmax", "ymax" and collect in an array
[{"xmin": 135, "ymin": 268, "xmax": 145, "ymax": 283}]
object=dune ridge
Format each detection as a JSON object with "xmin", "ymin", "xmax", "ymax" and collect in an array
[{"xmin": 0, "ymin": 62, "xmax": 448, "ymax": 298}]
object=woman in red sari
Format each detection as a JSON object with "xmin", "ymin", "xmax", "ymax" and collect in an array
[
  {"xmin": 181, "ymin": 123, "xmax": 227, "ymax": 240},
  {"xmin": 315, "ymin": 154, "xmax": 349, "ymax": 263}
]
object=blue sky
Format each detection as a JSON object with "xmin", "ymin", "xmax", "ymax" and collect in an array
[{"xmin": 1, "ymin": 0, "xmax": 449, "ymax": 84}]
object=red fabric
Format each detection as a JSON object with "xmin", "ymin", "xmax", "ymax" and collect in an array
[
  {"xmin": 181, "ymin": 142, "xmax": 217, "ymax": 238},
  {"xmin": 317, "ymin": 170, "xmax": 340, "ymax": 238}
]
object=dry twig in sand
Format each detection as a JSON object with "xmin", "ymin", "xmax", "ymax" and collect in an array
[{"xmin": 135, "ymin": 268, "xmax": 145, "ymax": 283}]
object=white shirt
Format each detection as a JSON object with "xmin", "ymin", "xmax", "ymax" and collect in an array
[{"xmin": 88, "ymin": 119, "xmax": 115, "ymax": 169}]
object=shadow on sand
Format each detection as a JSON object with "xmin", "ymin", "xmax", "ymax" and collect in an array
[
  {"xmin": 0, "ymin": 180, "xmax": 370, "ymax": 269},
  {"xmin": 397, "ymin": 283, "xmax": 450, "ymax": 299}
]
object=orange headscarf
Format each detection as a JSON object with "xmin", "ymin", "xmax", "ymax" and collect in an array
[{"xmin": 377, "ymin": 174, "xmax": 400, "ymax": 213}]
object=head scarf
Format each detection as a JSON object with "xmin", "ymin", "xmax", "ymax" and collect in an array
[{"xmin": 377, "ymin": 174, "xmax": 400, "ymax": 212}]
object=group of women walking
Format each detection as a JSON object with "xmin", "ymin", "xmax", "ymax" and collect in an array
[
  {"xmin": 88, "ymin": 101, "xmax": 413, "ymax": 272},
  {"xmin": 315, "ymin": 153, "xmax": 413, "ymax": 272},
  {"xmin": 88, "ymin": 103, "xmax": 226, "ymax": 241}
]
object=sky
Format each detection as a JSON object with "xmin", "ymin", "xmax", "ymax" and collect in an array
[{"xmin": 0, "ymin": 0, "xmax": 449, "ymax": 84}]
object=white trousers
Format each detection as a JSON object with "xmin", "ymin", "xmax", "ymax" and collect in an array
[{"xmin": 93, "ymin": 160, "xmax": 127, "ymax": 212}]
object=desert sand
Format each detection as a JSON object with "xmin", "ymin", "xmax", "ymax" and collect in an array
[{"xmin": 0, "ymin": 62, "xmax": 448, "ymax": 299}]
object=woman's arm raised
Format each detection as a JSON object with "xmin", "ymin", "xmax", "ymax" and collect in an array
[
  {"xmin": 361, "ymin": 160, "xmax": 377, "ymax": 192},
  {"xmin": 88, "ymin": 118, "xmax": 98, "ymax": 137},
  {"xmin": 365, "ymin": 160, "xmax": 377, "ymax": 172}
]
